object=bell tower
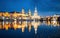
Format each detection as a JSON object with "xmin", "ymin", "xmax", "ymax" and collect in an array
[
  {"xmin": 34, "ymin": 7, "xmax": 38, "ymax": 16},
  {"xmin": 22, "ymin": 8, "xmax": 25, "ymax": 14},
  {"xmin": 28, "ymin": 9, "xmax": 31, "ymax": 16}
]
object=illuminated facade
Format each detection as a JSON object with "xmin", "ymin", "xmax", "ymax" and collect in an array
[
  {"xmin": 32, "ymin": 7, "xmax": 40, "ymax": 20},
  {"xmin": 0, "ymin": 8, "xmax": 59, "ymax": 21}
]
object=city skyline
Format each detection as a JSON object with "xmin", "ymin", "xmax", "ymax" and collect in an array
[{"xmin": 0, "ymin": 7, "xmax": 60, "ymax": 17}]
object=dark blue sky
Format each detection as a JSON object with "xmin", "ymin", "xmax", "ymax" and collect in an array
[{"xmin": 0, "ymin": 0, "xmax": 60, "ymax": 16}]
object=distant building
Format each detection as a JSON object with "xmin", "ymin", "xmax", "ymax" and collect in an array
[{"xmin": 32, "ymin": 7, "xmax": 40, "ymax": 20}]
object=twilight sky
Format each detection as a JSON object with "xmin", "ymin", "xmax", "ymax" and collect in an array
[{"xmin": 0, "ymin": 0, "xmax": 60, "ymax": 16}]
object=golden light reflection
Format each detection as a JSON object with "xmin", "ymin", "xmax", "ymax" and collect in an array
[
  {"xmin": 32, "ymin": 21, "xmax": 41, "ymax": 34},
  {"xmin": 3, "ymin": 22, "xmax": 11, "ymax": 30},
  {"xmin": 0, "ymin": 25, "xmax": 2, "ymax": 29},
  {"xmin": 45, "ymin": 21, "xmax": 60, "ymax": 26},
  {"xmin": 0, "ymin": 21, "xmax": 60, "ymax": 34},
  {"xmin": 28, "ymin": 22, "xmax": 32, "ymax": 32}
]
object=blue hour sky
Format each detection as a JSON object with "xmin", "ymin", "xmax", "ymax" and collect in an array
[{"xmin": 0, "ymin": 0, "xmax": 60, "ymax": 16}]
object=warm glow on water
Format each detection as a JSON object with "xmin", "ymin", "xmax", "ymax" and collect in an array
[
  {"xmin": 0, "ymin": 21, "xmax": 60, "ymax": 38},
  {"xmin": 0, "ymin": 21, "xmax": 60, "ymax": 32}
]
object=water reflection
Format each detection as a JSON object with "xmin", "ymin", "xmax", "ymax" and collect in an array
[
  {"xmin": 45, "ymin": 21, "xmax": 60, "ymax": 26},
  {"xmin": 0, "ymin": 21, "xmax": 60, "ymax": 34}
]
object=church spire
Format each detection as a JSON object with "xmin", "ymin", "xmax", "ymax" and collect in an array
[
  {"xmin": 35, "ymin": 7, "xmax": 37, "ymax": 13},
  {"xmin": 28, "ymin": 9, "xmax": 31, "ymax": 16},
  {"xmin": 22, "ymin": 8, "xmax": 25, "ymax": 14},
  {"xmin": 34, "ymin": 7, "xmax": 38, "ymax": 16},
  {"xmin": 29, "ymin": 9, "xmax": 31, "ymax": 13}
]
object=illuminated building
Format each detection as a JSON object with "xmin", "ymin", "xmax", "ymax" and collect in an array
[
  {"xmin": 0, "ymin": 12, "xmax": 3, "ymax": 16},
  {"xmin": 28, "ymin": 9, "xmax": 31, "ymax": 16},
  {"xmin": 27, "ymin": 9, "xmax": 32, "ymax": 20},
  {"xmin": 32, "ymin": 7, "xmax": 40, "ymax": 21}
]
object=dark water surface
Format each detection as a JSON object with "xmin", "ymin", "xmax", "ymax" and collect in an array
[{"xmin": 0, "ymin": 21, "xmax": 60, "ymax": 38}]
